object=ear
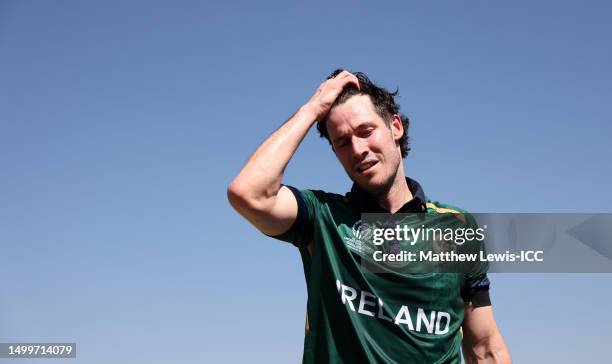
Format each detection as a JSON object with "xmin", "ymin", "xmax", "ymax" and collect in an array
[{"xmin": 390, "ymin": 114, "xmax": 403, "ymax": 142}]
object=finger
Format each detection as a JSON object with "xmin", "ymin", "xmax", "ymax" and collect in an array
[
  {"xmin": 331, "ymin": 71, "xmax": 357, "ymax": 84},
  {"xmin": 332, "ymin": 70, "xmax": 352, "ymax": 82},
  {"xmin": 335, "ymin": 73, "xmax": 360, "ymax": 91},
  {"xmin": 346, "ymin": 74, "xmax": 360, "ymax": 90}
]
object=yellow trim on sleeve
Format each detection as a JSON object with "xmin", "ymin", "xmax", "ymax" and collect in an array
[{"xmin": 426, "ymin": 202, "xmax": 467, "ymax": 223}]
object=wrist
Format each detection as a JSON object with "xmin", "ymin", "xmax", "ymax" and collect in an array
[{"xmin": 299, "ymin": 103, "xmax": 320, "ymax": 125}]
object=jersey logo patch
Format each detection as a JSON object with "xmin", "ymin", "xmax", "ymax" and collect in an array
[{"xmin": 341, "ymin": 220, "xmax": 370, "ymax": 254}]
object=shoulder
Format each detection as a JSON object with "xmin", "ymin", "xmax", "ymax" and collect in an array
[
  {"xmin": 300, "ymin": 189, "xmax": 349, "ymax": 207},
  {"xmin": 425, "ymin": 199, "xmax": 467, "ymax": 214},
  {"xmin": 425, "ymin": 198, "xmax": 472, "ymax": 224},
  {"xmin": 297, "ymin": 189, "xmax": 356, "ymax": 224}
]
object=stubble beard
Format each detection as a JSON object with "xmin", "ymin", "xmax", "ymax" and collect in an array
[{"xmin": 351, "ymin": 153, "xmax": 402, "ymax": 197}]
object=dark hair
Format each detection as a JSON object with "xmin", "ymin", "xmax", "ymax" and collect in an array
[{"xmin": 316, "ymin": 69, "xmax": 411, "ymax": 158}]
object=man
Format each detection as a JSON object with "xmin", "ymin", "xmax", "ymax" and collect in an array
[{"xmin": 227, "ymin": 69, "xmax": 511, "ymax": 363}]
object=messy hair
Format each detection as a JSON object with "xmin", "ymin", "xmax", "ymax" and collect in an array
[{"xmin": 316, "ymin": 69, "xmax": 411, "ymax": 158}]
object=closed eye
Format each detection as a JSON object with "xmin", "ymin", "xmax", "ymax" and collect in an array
[
  {"xmin": 335, "ymin": 138, "xmax": 348, "ymax": 148},
  {"xmin": 357, "ymin": 127, "xmax": 374, "ymax": 138}
]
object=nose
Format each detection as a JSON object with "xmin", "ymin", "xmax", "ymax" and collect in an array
[{"xmin": 351, "ymin": 136, "xmax": 369, "ymax": 161}]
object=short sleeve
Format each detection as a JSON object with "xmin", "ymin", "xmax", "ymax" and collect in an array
[
  {"xmin": 266, "ymin": 186, "xmax": 316, "ymax": 248},
  {"xmin": 461, "ymin": 214, "xmax": 491, "ymax": 307},
  {"xmin": 462, "ymin": 262, "xmax": 491, "ymax": 307}
]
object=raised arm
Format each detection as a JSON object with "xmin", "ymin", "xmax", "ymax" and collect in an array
[
  {"xmin": 461, "ymin": 304, "xmax": 512, "ymax": 364},
  {"xmin": 227, "ymin": 71, "xmax": 359, "ymax": 236}
]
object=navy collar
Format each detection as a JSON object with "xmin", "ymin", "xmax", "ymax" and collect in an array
[{"xmin": 346, "ymin": 177, "xmax": 427, "ymax": 213}]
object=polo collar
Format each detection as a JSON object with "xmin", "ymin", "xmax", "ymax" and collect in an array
[{"xmin": 346, "ymin": 177, "xmax": 427, "ymax": 213}]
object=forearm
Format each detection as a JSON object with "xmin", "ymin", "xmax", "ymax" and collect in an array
[
  {"xmin": 228, "ymin": 70, "xmax": 359, "ymax": 216},
  {"xmin": 462, "ymin": 304, "xmax": 511, "ymax": 364},
  {"xmin": 462, "ymin": 334, "xmax": 511, "ymax": 364},
  {"xmin": 228, "ymin": 104, "xmax": 316, "ymax": 209}
]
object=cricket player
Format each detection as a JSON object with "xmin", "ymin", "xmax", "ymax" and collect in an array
[{"xmin": 228, "ymin": 69, "xmax": 511, "ymax": 363}]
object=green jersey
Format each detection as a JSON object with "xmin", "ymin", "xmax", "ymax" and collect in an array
[{"xmin": 272, "ymin": 178, "xmax": 490, "ymax": 364}]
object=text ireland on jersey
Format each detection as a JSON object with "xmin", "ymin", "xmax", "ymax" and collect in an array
[{"xmin": 336, "ymin": 280, "xmax": 451, "ymax": 335}]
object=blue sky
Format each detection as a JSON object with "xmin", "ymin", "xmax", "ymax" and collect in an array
[{"xmin": 1, "ymin": 1, "xmax": 611, "ymax": 363}]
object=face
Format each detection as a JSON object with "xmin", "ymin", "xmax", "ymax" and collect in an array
[{"xmin": 326, "ymin": 95, "xmax": 404, "ymax": 194}]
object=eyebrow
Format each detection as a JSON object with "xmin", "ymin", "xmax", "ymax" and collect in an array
[{"xmin": 357, "ymin": 122, "xmax": 376, "ymax": 129}]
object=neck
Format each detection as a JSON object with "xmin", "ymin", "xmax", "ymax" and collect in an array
[{"xmin": 374, "ymin": 163, "xmax": 412, "ymax": 213}]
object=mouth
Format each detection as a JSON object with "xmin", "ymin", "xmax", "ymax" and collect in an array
[{"xmin": 355, "ymin": 160, "xmax": 378, "ymax": 173}]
